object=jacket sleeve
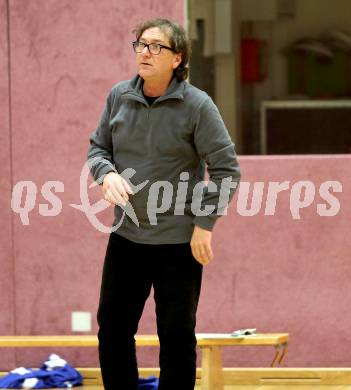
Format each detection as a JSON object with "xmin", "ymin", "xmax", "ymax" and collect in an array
[
  {"xmin": 87, "ymin": 89, "xmax": 117, "ymax": 185},
  {"xmin": 192, "ymin": 96, "xmax": 241, "ymax": 231}
]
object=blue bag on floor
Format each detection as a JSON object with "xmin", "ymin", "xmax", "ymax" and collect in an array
[
  {"xmin": 0, "ymin": 354, "xmax": 83, "ymax": 388},
  {"xmin": 0, "ymin": 367, "xmax": 49, "ymax": 388},
  {"xmin": 138, "ymin": 375, "xmax": 159, "ymax": 389},
  {"xmin": 39, "ymin": 355, "xmax": 82, "ymax": 388}
]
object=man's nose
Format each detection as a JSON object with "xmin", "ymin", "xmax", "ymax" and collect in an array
[{"xmin": 141, "ymin": 46, "xmax": 151, "ymax": 56}]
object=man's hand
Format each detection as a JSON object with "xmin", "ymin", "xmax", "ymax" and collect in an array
[
  {"xmin": 190, "ymin": 225, "xmax": 214, "ymax": 265},
  {"xmin": 102, "ymin": 171, "xmax": 134, "ymax": 206}
]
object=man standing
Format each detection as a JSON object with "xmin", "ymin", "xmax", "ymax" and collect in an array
[{"xmin": 88, "ymin": 18, "xmax": 240, "ymax": 390}]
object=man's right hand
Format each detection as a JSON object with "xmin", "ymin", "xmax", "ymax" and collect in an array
[{"xmin": 102, "ymin": 171, "xmax": 134, "ymax": 206}]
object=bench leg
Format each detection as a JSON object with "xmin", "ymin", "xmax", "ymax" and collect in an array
[
  {"xmin": 271, "ymin": 343, "xmax": 288, "ymax": 367},
  {"xmin": 201, "ymin": 346, "xmax": 224, "ymax": 390},
  {"xmin": 279, "ymin": 343, "xmax": 288, "ymax": 364}
]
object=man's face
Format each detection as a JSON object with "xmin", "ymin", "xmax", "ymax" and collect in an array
[{"xmin": 136, "ymin": 27, "xmax": 182, "ymax": 82}]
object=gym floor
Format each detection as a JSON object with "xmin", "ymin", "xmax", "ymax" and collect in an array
[{"xmin": 46, "ymin": 386, "xmax": 351, "ymax": 390}]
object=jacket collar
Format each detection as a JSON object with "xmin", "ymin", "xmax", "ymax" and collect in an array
[{"xmin": 122, "ymin": 74, "xmax": 185, "ymax": 105}]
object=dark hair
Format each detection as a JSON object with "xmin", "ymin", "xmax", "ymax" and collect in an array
[{"xmin": 133, "ymin": 18, "xmax": 191, "ymax": 81}]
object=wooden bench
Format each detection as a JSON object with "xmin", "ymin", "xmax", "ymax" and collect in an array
[{"xmin": 0, "ymin": 333, "xmax": 289, "ymax": 390}]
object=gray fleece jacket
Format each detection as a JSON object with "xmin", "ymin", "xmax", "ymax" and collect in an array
[{"xmin": 87, "ymin": 75, "xmax": 241, "ymax": 244}]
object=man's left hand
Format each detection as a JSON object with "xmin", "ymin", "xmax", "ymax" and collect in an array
[{"xmin": 190, "ymin": 225, "xmax": 214, "ymax": 265}]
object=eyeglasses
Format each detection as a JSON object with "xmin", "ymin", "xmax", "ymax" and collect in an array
[{"xmin": 132, "ymin": 41, "xmax": 175, "ymax": 55}]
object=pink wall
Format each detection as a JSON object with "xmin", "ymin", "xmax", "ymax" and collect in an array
[
  {"xmin": 199, "ymin": 155, "xmax": 351, "ymax": 367},
  {"xmin": 1, "ymin": 0, "xmax": 351, "ymax": 372},
  {"xmin": 0, "ymin": 0, "xmax": 16, "ymax": 370}
]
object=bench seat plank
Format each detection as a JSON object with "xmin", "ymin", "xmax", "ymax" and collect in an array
[{"xmin": 0, "ymin": 333, "xmax": 288, "ymax": 348}]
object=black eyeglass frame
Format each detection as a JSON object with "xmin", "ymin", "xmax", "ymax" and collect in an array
[{"xmin": 132, "ymin": 40, "xmax": 176, "ymax": 55}]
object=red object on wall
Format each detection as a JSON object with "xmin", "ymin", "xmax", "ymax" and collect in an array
[{"xmin": 241, "ymin": 38, "xmax": 267, "ymax": 83}]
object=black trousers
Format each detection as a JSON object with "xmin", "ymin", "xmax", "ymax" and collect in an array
[{"xmin": 97, "ymin": 232, "xmax": 203, "ymax": 390}]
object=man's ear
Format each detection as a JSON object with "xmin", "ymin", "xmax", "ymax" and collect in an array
[{"xmin": 173, "ymin": 53, "xmax": 182, "ymax": 69}]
